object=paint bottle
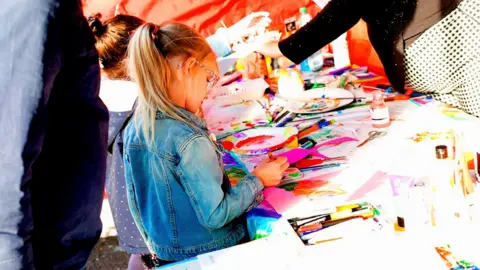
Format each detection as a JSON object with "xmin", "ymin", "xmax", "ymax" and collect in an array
[
  {"xmin": 430, "ymin": 145, "xmax": 457, "ymax": 237},
  {"xmin": 370, "ymin": 90, "xmax": 390, "ymax": 128},
  {"xmin": 284, "ymin": 16, "xmax": 297, "ymax": 37},
  {"xmin": 331, "ymin": 33, "xmax": 351, "ymax": 69}
]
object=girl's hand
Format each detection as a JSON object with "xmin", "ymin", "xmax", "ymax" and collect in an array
[{"xmin": 252, "ymin": 156, "xmax": 289, "ymax": 187}]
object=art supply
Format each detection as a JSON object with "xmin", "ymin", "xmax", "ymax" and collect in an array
[
  {"xmin": 430, "ymin": 145, "xmax": 457, "ymax": 231},
  {"xmin": 268, "ymin": 152, "xmax": 275, "ymax": 162},
  {"xmin": 274, "ymin": 111, "xmax": 297, "ymax": 127},
  {"xmin": 299, "ymin": 163, "xmax": 343, "ymax": 172},
  {"xmin": 388, "ymin": 175, "xmax": 415, "ymax": 230},
  {"xmin": 370, "ymin": 90, "xmax": 391, "ymax": 128},
  {"xmin": 331, "ymin": 33, "xmax": 351, "ymax": 69},
  {"xmin": 299, "ymin": 137, "xmax": 316, "ymax": 149},
  {"xmin": 298, "ymin": 7, "xmax": 313, "ymax": 72},
  {"xmin": 306, "ymin": 218, "xmax": 364, "ymax": 245},
  {"xmin": 284, "ymin": 16, "xmax": 297, "ymax": 37},
  {"xmin": 296, "ymin": 105, "xmax": 370, "ymax": 120},
  {"xmin": 298, "ymin": 119, "xmax": 334, "ymax": 138},
  {"xmin": 297, "ymin": 223, "xmax": 323, "ymax": 234},
  {"xmin": 357, "ymin": 131, "xmax": 387, "ymax": 148}
]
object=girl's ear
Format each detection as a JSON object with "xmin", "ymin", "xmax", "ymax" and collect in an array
[{"xmin": 182, "ymin": 57, "xmax": 197, "ymax": 77}]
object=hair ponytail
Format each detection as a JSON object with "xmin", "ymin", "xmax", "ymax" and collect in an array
[{"xmin": 128, "ymin": 23, "xmax": 208, "ymax": 146}]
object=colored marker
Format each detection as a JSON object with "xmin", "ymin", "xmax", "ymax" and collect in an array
[
  {"xmin": 298, "ymin": 120, "xmax": 334, "ymax": 138},
  {"xmin": 299, "ymin": 163, "xmax": 343, "ymax": 172},
  {"xmin": 275, "ymin": 112, "xmax": 297, "ymax": 127},
  {"xmin": 268, "ymin": 152, "xmax": 275, "ymax": 162},
  {"xmin": 306, "ymin": 219, "xmax": 364, "ymax": 244},
  {"xmin": 297, "ymin": 223, "xmax": 323, "ymax": 234}
]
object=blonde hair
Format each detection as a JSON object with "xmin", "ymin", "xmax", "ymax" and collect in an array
[{"xmin": 128, "ymin": 23, "xmax": 213, "ymax": 146}]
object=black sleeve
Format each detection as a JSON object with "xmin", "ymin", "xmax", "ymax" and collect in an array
[{"xmin": 278, "ymin": 0, "xmax": 365, "ymax": 64}]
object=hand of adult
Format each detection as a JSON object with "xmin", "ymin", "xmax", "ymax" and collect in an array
[{"xmin": 227, "ymin": 12, "xmax": 272, "ymax": 42}]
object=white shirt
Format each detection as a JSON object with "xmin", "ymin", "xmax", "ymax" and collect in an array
[{"xmin": 100, "ymin": 79, "xmax": 138, "ymax": 112}]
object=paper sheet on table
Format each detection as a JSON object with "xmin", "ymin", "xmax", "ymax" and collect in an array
[
  {"xmin": 197, "ymin": 234, "xmax": 302, "ymax": 270},
  {"xmin": 299, "ymin": 235, "xmax": 446, "ymax": 270}
]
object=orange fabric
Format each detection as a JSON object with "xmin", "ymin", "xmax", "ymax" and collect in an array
[
  {"xmin": 346, "ymin": 20, "xmax": 385, "ymax": 77},
  {"xmin": 83, "ymin": 0, "xmax": 386, "ymax": 76}
]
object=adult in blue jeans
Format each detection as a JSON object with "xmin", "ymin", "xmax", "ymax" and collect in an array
[{"xmin": 0, "ymin": 0, "xmax": 108, "ymax": 269}]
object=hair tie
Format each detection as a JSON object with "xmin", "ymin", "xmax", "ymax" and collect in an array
[{"xmin": 151, "ymin": 24, "xmax": 160, "ymax": 41}]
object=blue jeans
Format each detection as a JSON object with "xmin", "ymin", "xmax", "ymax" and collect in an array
[{"xmin": 0, "ymin": 0, "xmax": 108, "ymax": 269}]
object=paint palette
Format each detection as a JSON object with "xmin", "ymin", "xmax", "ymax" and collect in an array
[
  {"xmin": 282, "ymin": 88, "xmax": 355, "ymax": 114},
  {"xmin": 221, "ymin": 127, "xmax": 298, "ymax": 155}
]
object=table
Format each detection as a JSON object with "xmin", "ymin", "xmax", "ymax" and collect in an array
[{"xmin": 160, "ymin": 96, "xmax": 480, "ymax": 269}]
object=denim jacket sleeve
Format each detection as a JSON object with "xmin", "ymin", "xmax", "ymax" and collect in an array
[{"xmin": 177, "ymin": 135, "xmax": 264, "ymax": 230}]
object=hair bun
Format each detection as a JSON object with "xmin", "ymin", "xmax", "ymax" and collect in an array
[{"xmin": 88, "ymin": 13, "xmax": 105, "ymax": 37}]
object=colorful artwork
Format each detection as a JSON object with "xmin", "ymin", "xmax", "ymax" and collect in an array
[
  {"xmin": 204, "ymin": 101, "xmax": 271, "ymax": 139},
  {"xmin": 435, "ymin": 246, "xmax": 479, "ymax": 270},
  {"xmin": 282, "ymin": 88, "xmax": 355, "ymax": 113},
  {"xmin": 221, "ymin": 127, "xmax": 298, "ymax": 155},
  {"xmin": 281, "ymin": 168, "xmax": 304, "ymax": 185},
  {"xmin": 299, "ymin": 99, "xmax": 339, "ymax": 113},
  {"xmin": 277, "ymin": 136, "xmax": 357, "ymax": 164},
  {"xmin": 279, "ymin": 180, "xmax": 346, "ymax": 198},
  {"xmin": 410, "ymin": 131, "xmax": 452, "ymax": 143},
  {"xmin": 440, "ymin": 106, "xmax": 478, "ymax": 121},
  {"xmin": 308, "ymin": 128, "xmax": 338, "ymax": 141}
]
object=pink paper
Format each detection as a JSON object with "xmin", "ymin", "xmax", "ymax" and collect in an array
[
  {"xmin": 278, "ymin": 136, "xmax": 358, "ymax": 164},
  {"xmin": 347, "ymin": 171, "xmax": 388, "ymax": 201},
  {"xmin": 264, "ymin": 172, "xmax": 341, "ymax": 213}
]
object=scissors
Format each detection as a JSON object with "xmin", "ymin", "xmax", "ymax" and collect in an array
[{"xmin": 357, "ymin": 131, "xmax": 387, "ymax": 148}]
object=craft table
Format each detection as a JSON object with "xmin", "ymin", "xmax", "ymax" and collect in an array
[{"xmin": 159, "ymin": 96, "xmax": 480, "ymax": 270}]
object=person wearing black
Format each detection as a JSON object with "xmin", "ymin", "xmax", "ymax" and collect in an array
[
  {"xmin": 259, "ymin": 0, "xmax": 480, "ymax": 117},
  {"xmin": 0, "ymin": 0, "xmax": 108, "ymax": 269}
]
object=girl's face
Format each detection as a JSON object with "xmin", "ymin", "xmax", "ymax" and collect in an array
[{"xmin": 180, "ymin": 53, "xmax": 219, "ymax": 115}]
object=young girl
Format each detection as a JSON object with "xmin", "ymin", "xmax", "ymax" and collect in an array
[
  {"xmin": 88, "ymin": 13, "xmax": 156, "ymax": 269},
  {"xmin": 124, "ymin": 22, "xmax": 289, "ymax": 265}
]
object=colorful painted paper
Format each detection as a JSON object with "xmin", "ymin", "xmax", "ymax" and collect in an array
[
  {"xmin": 283, "ymin": 88, "xmax": 355, "ymax": 114},
  {"xmin": 204, "ymin": 101, "xmax": 271, "ymax": 139},
  {"xmin": 221, "ymin": 127, "xmax": 298, "ymax": 155},
  {"xmin": 277, "ymin": 136, "xmax": 358, "ymax": 164}
]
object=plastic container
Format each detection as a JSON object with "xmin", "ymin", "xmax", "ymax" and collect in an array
[
  {"xmin": 370, "ymin": 90, "xmax": 390, "ymax": 128},
  {"xmin": 298, "ymin": 7, "xmax": 312, "ymax": 28},
  {"xmin": 298, "ymin": 7, "xmax": 313, "ymax": 72},
  {"xmin": 331, "ymin": 33, "xmax": 351, "ymax": 69}
]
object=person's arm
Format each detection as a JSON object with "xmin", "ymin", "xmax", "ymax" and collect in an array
[
  {"xmin": 177, "ymin": 135, "xmax": 264, "ymax": 230},
  {"xmin": 264, "ymin": 0, "xmax": 365, "ymax": 64}
]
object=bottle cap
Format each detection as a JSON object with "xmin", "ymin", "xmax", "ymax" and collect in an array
[
  {"xmin": 435, "ymin": 145, "xmax": 448, "ymax": 159},
  {"xmin": 397, "ymin": 216, "xmax": 405, "ymax": 228},
  {"xmin": 300, "ymin": 7, "xmax": 307, "ymax": 13}
]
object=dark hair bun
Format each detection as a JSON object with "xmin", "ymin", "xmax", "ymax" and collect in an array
[{"xmin": 88, "ymin": 13, "xmax": 105, "ymax": 37}]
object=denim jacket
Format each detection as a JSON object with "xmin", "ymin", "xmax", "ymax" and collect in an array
[{"xmin": 123, "ymin": 107, "xmax": 264, "ymax": 261}]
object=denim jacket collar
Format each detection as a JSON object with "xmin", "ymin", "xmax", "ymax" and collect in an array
[{"xmin": 156, "ymin": 107, "xmax": 208, "ymax": 131}]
